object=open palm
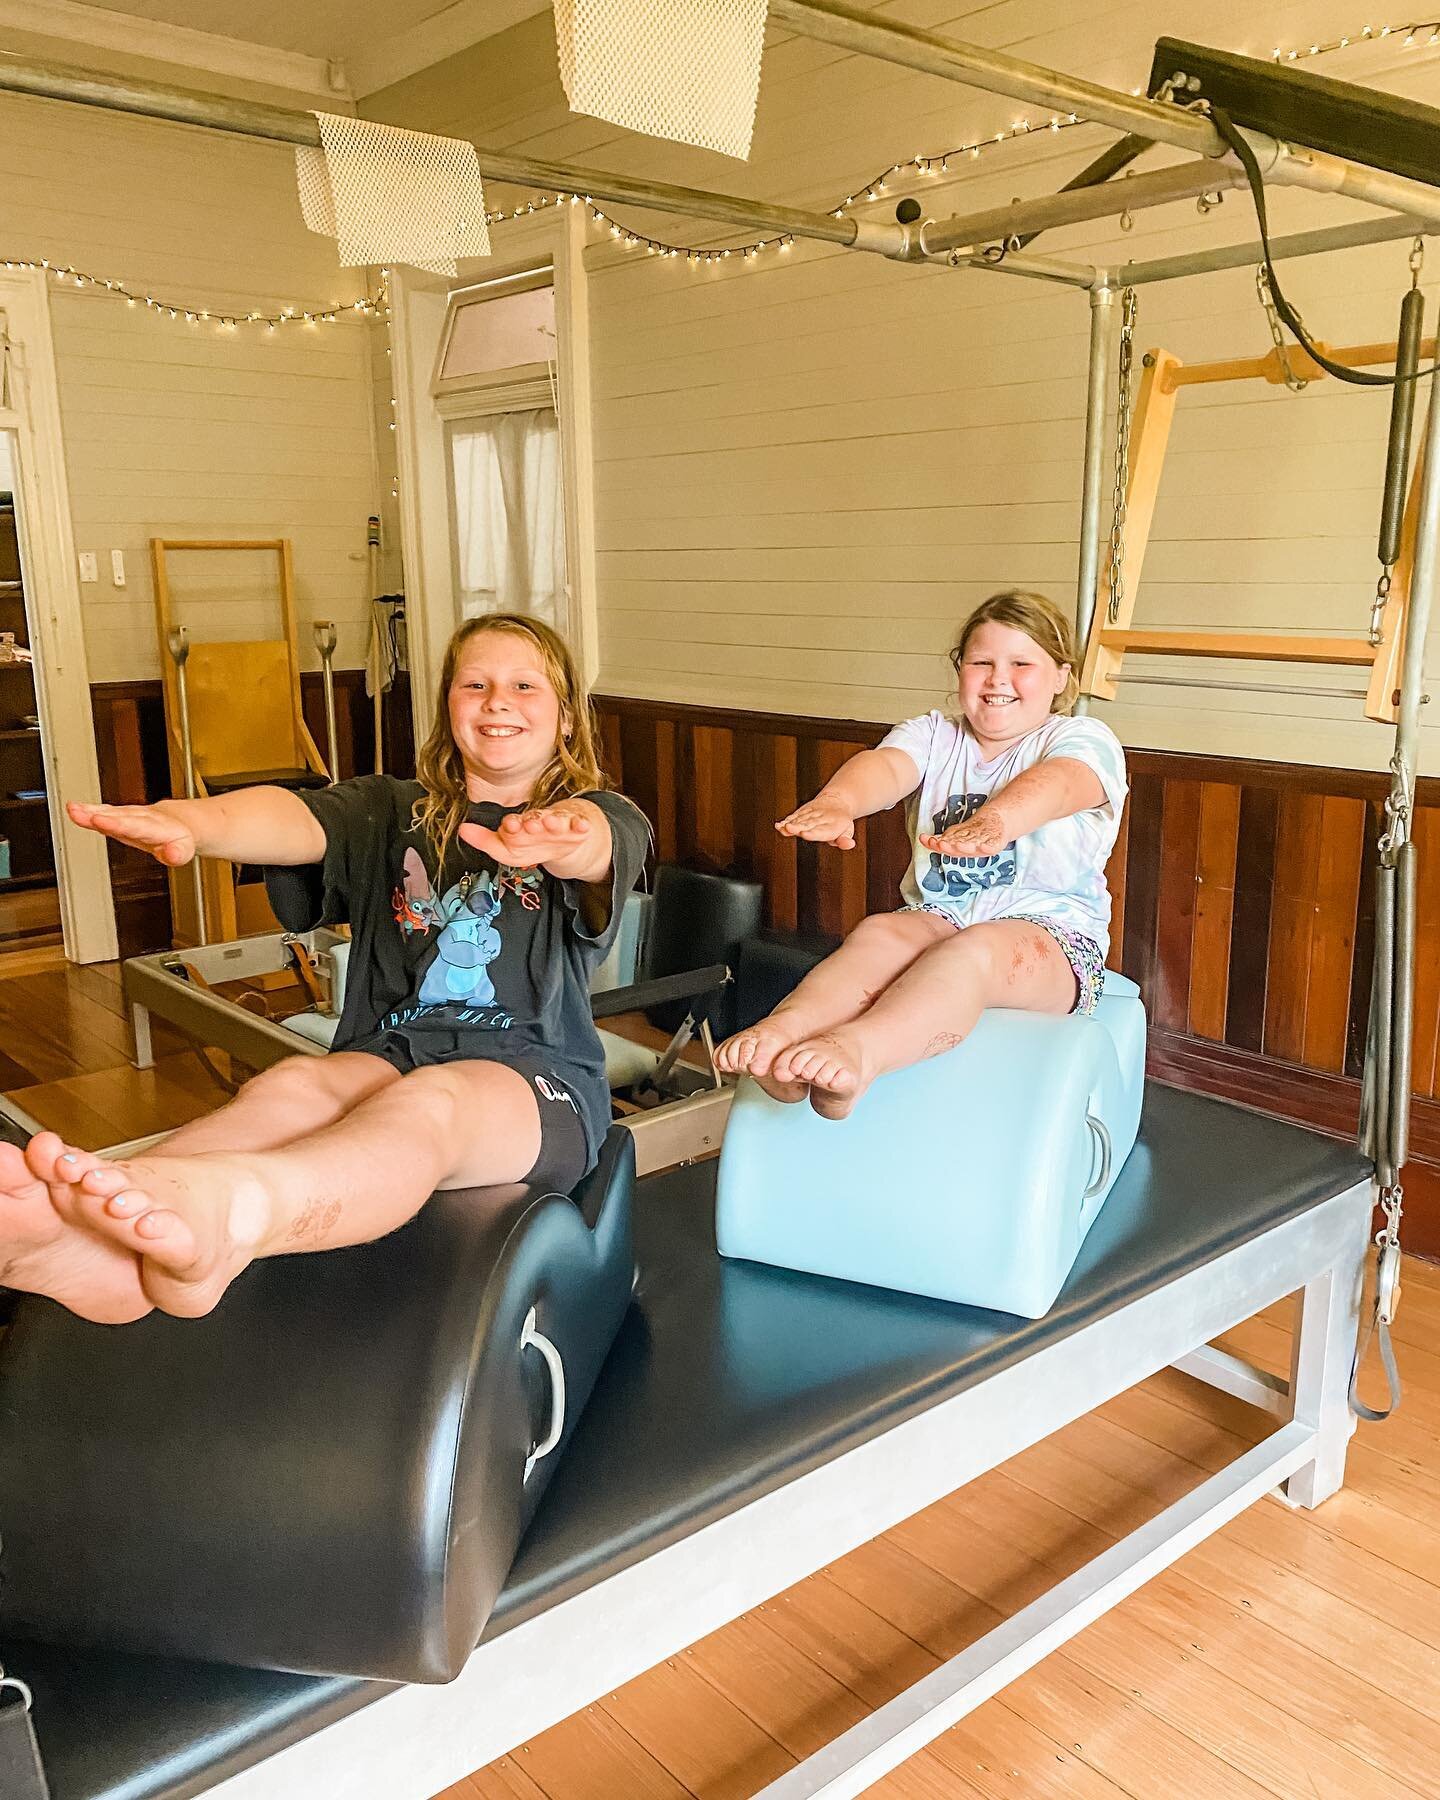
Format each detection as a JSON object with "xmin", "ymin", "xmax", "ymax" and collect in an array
[{"xmin": 68, "ymin": 800, "xmax": 196, "ymax": 866}]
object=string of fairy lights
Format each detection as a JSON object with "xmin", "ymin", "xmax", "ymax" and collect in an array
[
  {"xmin": 4, "ymin": 18, "xmax": 1439, "ymax": 321},
  {"xmin": 0, "ymin": 255, "xmax": 387, "ymax": 328}
]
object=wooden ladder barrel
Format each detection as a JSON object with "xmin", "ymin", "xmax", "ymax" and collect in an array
[
  {"xmin": 1079, "ymin": 336, "xmax": 1435, "ymax": 724},
  {"xmin": 151, "ymin": 537, "xmax": 329, "ymax": 945}
]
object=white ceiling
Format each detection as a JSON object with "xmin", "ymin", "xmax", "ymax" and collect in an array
[
  {"xmin": 69, "ymin": 0, "xmax": 544, "ymax": 61},
  {"xmin": 0, "ymin": 0, "xmax": 554, "ymax": 96}
]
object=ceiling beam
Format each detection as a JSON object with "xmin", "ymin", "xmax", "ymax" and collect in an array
[{"xmin": 0, "ymin": 0, "xmax": 345, "ymax": 101}]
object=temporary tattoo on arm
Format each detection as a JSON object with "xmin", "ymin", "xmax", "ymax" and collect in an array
[{"xmin": 923, "ymin": 1030, "xmax": 966, "ymax": 1057}]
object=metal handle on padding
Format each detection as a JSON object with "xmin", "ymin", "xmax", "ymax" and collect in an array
[
  {"xmin": 520, "ymin": 1306, "xmax": 566, "ymax": 1482},
  {"xmin": 1083, "ymin": 1112, "xmax": 1113, "ymax": 1201},
  {"xmin": 0, "ymin": 1673, "xmax": 33, "ymax": 1711}
]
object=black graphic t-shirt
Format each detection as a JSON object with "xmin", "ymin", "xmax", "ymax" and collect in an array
[{"xmin": 265, "ymin": 776, "xmax": 648, "ymax": 1157}]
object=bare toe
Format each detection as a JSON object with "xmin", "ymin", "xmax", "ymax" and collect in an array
[
  {"xmin": 1, "ymin": 1139, "xmax": 152, "ymax": 1324},
  {"xmin": 23, "ymin": 1134, "xmax": 104, "ymax": 1223},
  {"xmin": 714, "ymin": 1032, "xmax": 756, "ymax": 1074},
  {"xmin": 80, "ymin": 1180, "xmax": 200, "ymax": 1272}
]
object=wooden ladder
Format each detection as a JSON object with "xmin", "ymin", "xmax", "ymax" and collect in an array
[{"xmin": 1079, "ymin": 336, "xmax": 1435, "ymax": 723}]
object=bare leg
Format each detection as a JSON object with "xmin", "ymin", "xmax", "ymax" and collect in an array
[
  {"xmin": 0, "ymin": 1141, "xmax": 151, "ymax": 1323},
  {"xmin": 714, "ymin": 912, "xmax": 951, "ymax": 1100},
  {"xmin": 146, "ymin": 1053, "xmax": 402, "ymax": 1158},
  {"xmin": 35, "ymin": 1060, "xmax": 543, "ymax": 1319},
  {"xmin": 1, "ymin": 1057, "xmax": 399, "ymax": 1326},
  {"xmin": 775, "ymin": 919, "xmax": 1077, "ymax": 1119}
]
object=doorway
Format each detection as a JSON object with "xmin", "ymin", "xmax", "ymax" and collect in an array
[
  {"xmin": 0, "ymin": 266, "xmax": 116, "ymax": 965},
  {"xmin": 0, "ymin": 430, "xmax": 60, "ymax": 953}
]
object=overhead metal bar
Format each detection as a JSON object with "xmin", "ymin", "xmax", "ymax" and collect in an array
[
  {"xmin": 948, "ymin": 249, "xmax": 1097, "ymax": 287},
  {"xmin": 773, "ymin": 1, "xmax": 1440, "ymax": 235},
  {"xmin": 1121, "ymin": 213, "xmax": 1432, "ymax": 287},
  {"xmin": 921, "ymin": 157, "xmax": 1252, "ymax": 258},
  {"xmin": 769, "ymin": 0, "xmax": 1222, "ymax": 156},
  {"xmin": 0, "ymin": 50, "xmax": 880, "ymax": 252}
]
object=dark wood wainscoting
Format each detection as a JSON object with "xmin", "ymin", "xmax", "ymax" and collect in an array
[
  {"xmin": 89, "ymin": 671, "xmax": 413, "ymax": 957},
  {"xmin": 595, "ymin": 694, "xmax": 1440, "ymax": 1255}
]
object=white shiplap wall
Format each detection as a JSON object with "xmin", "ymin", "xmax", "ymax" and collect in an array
[
  {"xmin": 367, "ymin": 1, "xmax": 1440, "ymax": 771},
  {"xmin": 0, "ymin": 87, "xmax": 380, "ymax": 681}
]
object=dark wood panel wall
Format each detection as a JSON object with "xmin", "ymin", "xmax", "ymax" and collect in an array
[
  {"xmin": 89, "ymin": 671, "xmax": 412, "ymax": 956},
  {"xmin": 595, "ymin": 694, "xmax": 1440, "ymax": 1254},
  {"xmin": 81, "ymin": 679, "xmax": 1440, "ymax": 1251}
]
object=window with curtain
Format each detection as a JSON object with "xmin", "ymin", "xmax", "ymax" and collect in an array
[
  {"xmin": 448, "ymin": 407, "xmax": 567, "ymax": 627},
  {"xmin": 434, "ymin": 271, "xmax": 571, "ymax": 634}
]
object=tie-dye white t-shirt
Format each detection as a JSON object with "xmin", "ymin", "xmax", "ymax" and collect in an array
[{"xmin": 879, "ymin": 711, "xmax": 1128, "ymax": 954}]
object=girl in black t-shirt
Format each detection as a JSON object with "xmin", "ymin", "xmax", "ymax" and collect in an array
[{"xmin": 0, "ymin": 615, "xmax": 647, "ymax": 1325}]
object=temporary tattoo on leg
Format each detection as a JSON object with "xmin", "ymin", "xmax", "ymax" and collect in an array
[{"xmin": 284, "ymin": 1198, "xmax": 342, "ymax": 1245}]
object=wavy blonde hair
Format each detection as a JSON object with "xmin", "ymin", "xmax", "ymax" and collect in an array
[
  {"xmin": 413, "ymin": 613, "xmax": 607, "ymax": 871},
  {"xmin": 949, "ymin": 589, "xmax": 1079, "ymax": 714}
]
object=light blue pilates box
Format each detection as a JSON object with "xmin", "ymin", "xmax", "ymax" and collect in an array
[{"xmin": 715, "ymin": 970, "xmax": 1146, "ymax": 1319}]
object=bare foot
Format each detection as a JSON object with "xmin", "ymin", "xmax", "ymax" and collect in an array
[
  {"xmin": 772, "ymin": 1033, "xmax": 872, "ymax": 1120},
  {"xmin": 714, "ymin": 1018, "xmax": 801, "ymax": 1080},
  {"xmin": 35, "ymin": 1135, "xmax": 275, "ymax": 1318},
  {"xmin": 713, "ymin": 1018, "xmax": 810, "ymax": 1102},
  {"xmin": 0, "ymin": 1138, "xmax": 152, "ymax": 1323}
]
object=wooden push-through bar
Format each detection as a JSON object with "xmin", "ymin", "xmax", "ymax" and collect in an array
[{"xmin": 1079, "ymin": 338, "xmax": 1429, "ymax": 722}]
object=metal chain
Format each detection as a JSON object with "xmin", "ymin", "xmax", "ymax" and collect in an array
[
  {"xmin": 1369, "ymin": 566, "xmax": 1392, "ymax": 647},
  {"xmin": 1376, "ymin": 1182, "xmax": 1405, "ymax": 1325},
  {"xmin": 1255, "ymin": 263, "xmax": 1310, "ymax": 391},
  {"xmin": 1378, "ymin": 750, "xmax": 1414, "ymax": 863},
  {"xmin": 1105, "ymin": 287, "xmax": 1138, "ymax": 625}
]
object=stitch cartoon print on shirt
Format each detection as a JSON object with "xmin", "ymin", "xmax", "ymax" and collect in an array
[
  {"xmin": 919, "ymin": 792, "xmax": 1017, "ymax": 897},
  {"xmin": 417, "ymin": 869, "xmax": 506, "ymax": 1006},
  {"xmin": 392, "ymin": 847, "xmax": 442, "ymax": 936},
  {"xmin": 388, "ymin": 850, "xmax": 509, "ymax": 1011},
  {"xmin": 495, "ymin": 864, "xmax": 544, "ymax": 910}
]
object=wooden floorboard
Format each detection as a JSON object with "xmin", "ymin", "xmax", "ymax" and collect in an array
[
  {"xmin": 442, "ymin": 1288, "xmax": 1440, "ymax": 1800},
  {"xmin": 1, "ymin": 957, "xmax": 1437, "ymax": 1797}
]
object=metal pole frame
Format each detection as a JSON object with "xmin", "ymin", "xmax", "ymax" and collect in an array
[
  {"xmin": 1074, "ymin": 284, "xmax": 1115, "ymax": 691},
  {"xmin": 0, "ymin": 25, "xmax": 1429, "ymax": 1232}
]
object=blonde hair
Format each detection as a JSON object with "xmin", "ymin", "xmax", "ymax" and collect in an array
[
  {"xmin": 949, "ymin": 590, "xmax": 1079, "ymax": 714},
  {"xmin": 413, "ymin": 613, "xmax": 606, "ymax": 871}
]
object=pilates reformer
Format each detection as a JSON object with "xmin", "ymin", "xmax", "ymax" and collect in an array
[
  {"xmin": 120, "ymin": 870, "xmax": 758, "ymax": 1179},
  {"xmin": 1, "ymin": 20, "xmax": 1437, "ymax": 1800}
]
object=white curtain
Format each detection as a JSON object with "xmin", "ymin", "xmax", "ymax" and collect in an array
[{"xmin": 450, "ymin": 407, "xmax": 567, "ymax": 627}]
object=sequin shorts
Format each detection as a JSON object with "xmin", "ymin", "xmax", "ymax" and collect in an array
[{"xmin": 903, "ymin": 904, "xmax": 1107, "ymax": 1016}]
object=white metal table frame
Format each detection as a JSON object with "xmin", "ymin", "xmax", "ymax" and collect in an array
[{"xmin": 196, "ymin": 1174, "xmax": 1369, "ymax": 1800}]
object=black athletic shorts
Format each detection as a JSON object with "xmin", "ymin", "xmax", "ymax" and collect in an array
[{"xmin": 345, "ymin": 1030, "xmax": 593, "ymax": 1196}]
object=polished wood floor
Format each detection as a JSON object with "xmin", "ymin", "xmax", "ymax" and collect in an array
[
  {"xmin": 2, "ymin": 957, "xmax": 1436, "ymax": 1798},
  {"xmin": 0, "ymin": 879, "xmax": 62, "ymax": 955},
  {"xmin": 446, "ymin": 1277, "xmax": 1440, "ymax": 1800}
]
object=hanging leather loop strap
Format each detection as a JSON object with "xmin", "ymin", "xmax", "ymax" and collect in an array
[{"xmin": 0, "ymin": 1671, "xmax": 50, "ymax": 1800}]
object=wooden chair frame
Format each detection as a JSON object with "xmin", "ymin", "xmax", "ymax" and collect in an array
[
  {"xmin": 150, "ymin": 537, "xmax": 327, "ymax": 945},
  {"xmin": 1079, "ymin": 337, "xmax": 1435, "ymax": 724}
]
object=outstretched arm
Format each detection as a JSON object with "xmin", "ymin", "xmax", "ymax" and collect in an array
[
  {"xmin": 777, "ymin": 746, "xmax": 920, "ymax": 850},
  {"xmin": 919, "ymin": 757, "xmax": 1106, "ymax": 859},
  {"xmin": 68, "ymin": 787, "xmax": 326, "ymax": 867}
]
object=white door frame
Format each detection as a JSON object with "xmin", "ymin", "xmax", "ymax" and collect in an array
[
  {"xmin": 0, "ymin": 268, "xmax": 118, "ymax": 963},
  {"xmin": 390, "ymin": 203, "xmax": 599, "ymax": 747}
]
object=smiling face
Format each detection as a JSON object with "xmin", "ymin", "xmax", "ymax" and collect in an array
[
  {"xmin": 446, "ymin": 628, "xmax": 566, "ymax": 803},
  {"xmin": 955, "ymin": 619, "xmax": 1069, "ymax": 754}
]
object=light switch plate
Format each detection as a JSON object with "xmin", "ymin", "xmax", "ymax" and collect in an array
[{"xmin": 78, "ymin": 552, "xmax": 98, "ymax": 583}]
